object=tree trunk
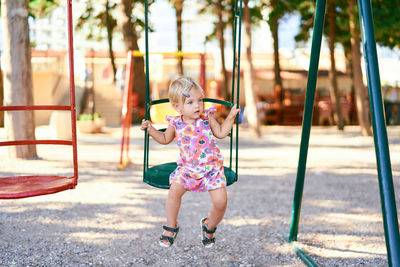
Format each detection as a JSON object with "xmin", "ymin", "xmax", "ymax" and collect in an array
[
  {"xmin": 269, "ymin": 0, "xmax": 283, "ymax": 97},
  {"xmin": 243, "ymin": 0, "xmax": 260, "ymax": 137},
  {"xmin": 174, "ymin": 0, "xmax": 184, "ymax": 75},
  {"xmin": 120, "ymin": 0, "xmax": 146, "ymax": 109},
  {"xmin": 105, "ymin": 0, "xmax": 117, "ymax": 82},
  {"xmin": 0, "ymin": 69, "xmax": 4, "ymax": 127},
  {"xmin": 328, "ymin": 0, "xmax": 344, "ymax": 130},
  {"xmin": 342, "ymin": 41, "xmax": 356, "ymax": 124},
  {"xmin": 216, "ymin": 0, "xmax": 229, "ymax": 99},
  {"xmin": 349, "ymin": 0, "xmax": 372, "ymax": 136},
  {"xmin": 2, "ymin": 0, "xmax": 38, "ymax": 158}
]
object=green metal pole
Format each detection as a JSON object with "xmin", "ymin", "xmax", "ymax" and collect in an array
[
  {"xmin": 289, "ymin": 0, "xmax": 327, "ymax": 241},
  {"xmin": 229, "ymin": 0, "xmax": 238, "ymax": 171},
  {"xmin": 357, "ymin": 1, "xmax": 400, "ymax": 265},
  {"xmin": 143, "ymin": 0, "xmax": 150, "ymax": 177},
  {"xmin": 235, "ymin": 0, "xmax": 243, "ymax": 178}
]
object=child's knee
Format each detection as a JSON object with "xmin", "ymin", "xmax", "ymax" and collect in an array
[
  {"xmin": 168, "ymin": 183, "xmax": 186, "ymax": 199},
  {"xmin": 213, "ymin": 195, "xmax": 227, "ymax": 211}
]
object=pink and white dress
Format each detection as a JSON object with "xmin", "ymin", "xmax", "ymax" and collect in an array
[{"xmin": 166, "ymin": 107, "xmax": 226, "ymax": 192}]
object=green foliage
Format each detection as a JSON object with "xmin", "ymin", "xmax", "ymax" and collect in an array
[
  {"xmin": 76, "ymin": 0, "xmax": 118, "ymax": 42},
  {"xmin": 75, "ymin": 0, "xmax": 153, "ymax": 43},
  {"xmin": 199, "ymin": 0, "xmax": 235, "ymax": 43},
  {"xmin": 372, "ymin": 0, "xmax": 400, "ymax": 49},
  {"xmin": 292, "ymin": 0, "xmax": 400, "ymax": 50},
  {"xmin": 28, "ymin": 0, "xmax": 59, "ymax": 19}
]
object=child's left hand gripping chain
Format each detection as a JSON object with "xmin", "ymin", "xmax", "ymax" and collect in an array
[{"xmin": 140, "ymin": 119, "xmax": 153, "ymax": 131}]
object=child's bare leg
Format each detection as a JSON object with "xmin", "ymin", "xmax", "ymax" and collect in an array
[
  {"xmin": 206, "ymin": 187, "xmax": 227, "ymax": 237},
  {"xmin": 163, "ymin": 182, "xmax": 186, "ymax": 240}
]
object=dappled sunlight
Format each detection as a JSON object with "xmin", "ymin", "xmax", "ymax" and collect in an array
[
  {"xmin": 224, "ymin": 216, "xmax": 271, "ymax": 227},
  {"xmin": 0, "ymin": 203, "xmax": 74, "ymax": 213},
  {"xmin": 304, "ymin": 199, "xmax": 348, "ymax": 209},
  {"xmin": 322, "ymin": 212, "xmax": 382, "ymax": 224},
  {"xmin": 296, "ymin": 233, "xmax": 386, "ymax": 258},
  {"xmin": 264, "ymin": 242, "xmax": 298, "ymax": 255},
  {"xmin": 68, "ymin": 232, "xmax": 129, "ymax": 245},
  {"xmin": 308, "ymin": 166, "xmax": 380, "ymax": 176}
]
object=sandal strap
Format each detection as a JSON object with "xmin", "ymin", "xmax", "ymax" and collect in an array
[
  {"xmin": 160, "ymin": 235, "xmax": 174, "ymax": 245},
  {"xmin": 203, "ymin": 224, "xmax": 216, "ymax": 234},
  {"xmin": 202, "ymin": 235, "xmax": 216, "ymax": 245},
  {"xmin": 163, "ymin": 225, "xmax": 179, "ymax": 233}
]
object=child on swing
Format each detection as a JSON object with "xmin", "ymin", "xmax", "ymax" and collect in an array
[{"xmin": 141, "ymin": 76, "xmax": 240, "ymax": 248}]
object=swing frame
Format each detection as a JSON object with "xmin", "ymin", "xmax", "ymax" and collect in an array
[{"xmin": 142, "ymin": 0, "xmax": 243, "ymax": 189}]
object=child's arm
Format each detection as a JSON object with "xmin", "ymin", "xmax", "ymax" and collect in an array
[
  {"xmin": 209, "ymin": 106, "xmax": 241, "ymax": 139},
  {"xmin": 141, "ymin": 120, "xmax": 175, "ymax": 144}
]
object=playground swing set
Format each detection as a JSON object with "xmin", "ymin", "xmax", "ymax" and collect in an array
[
  {"xmin": 0, "ymin": 0, "xmax": 399, "ymax": 265},
  {"xmin": 118, "ymin": 0, "xmax": 243, "ymax": 189}
]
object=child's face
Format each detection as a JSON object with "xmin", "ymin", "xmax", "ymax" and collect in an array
[{"xmin": 175, "ymin": 87, "xmax": 204, "ymax": 123}]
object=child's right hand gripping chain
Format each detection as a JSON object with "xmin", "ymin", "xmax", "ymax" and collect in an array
[
  {"xmin": 227, "ymin": 105, "xmax": 241, "ymax": 120},
  {"xmin": 140, "ymin": 119, "xmax": 153, "ymax": 132}
]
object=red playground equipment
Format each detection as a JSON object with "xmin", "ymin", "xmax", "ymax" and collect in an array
[
  {"xmin": 0, "ymin": 0, "xmax": 78, "ymax": 199},
  {"xmin": 118, "ymin": 51, "xmax": 206, "ymax": 170}
]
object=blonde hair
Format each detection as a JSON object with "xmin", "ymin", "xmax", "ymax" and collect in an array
[{"xmin": 168, "ymin": 77, "xmax": 204, "ymax": 105}]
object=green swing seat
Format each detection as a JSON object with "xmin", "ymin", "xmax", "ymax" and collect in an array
[
  {"xmin": 144, "ymin": 162, "xmax": 238, "ymax": 190},
  {"xmin": 142, "ymin": 0, "xmax": 243, "ymax": 189}
]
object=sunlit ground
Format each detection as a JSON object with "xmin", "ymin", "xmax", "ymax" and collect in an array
[{"xmin": 0, "ymin": 125, "xmax": 399, "ymax": 266}]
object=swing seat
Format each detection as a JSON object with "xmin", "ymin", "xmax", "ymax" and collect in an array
[
  {"xmin": 143, "ymin": 162, "xmax": 237, "ymax": 189},
  {"xmin": 0, "ymin": 175, "xmax": 76, "ymax": 199}
]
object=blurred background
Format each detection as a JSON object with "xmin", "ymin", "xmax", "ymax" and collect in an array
[{"xmin": 1, "ymin": 0, "xmax": 400, "ymax": 141}]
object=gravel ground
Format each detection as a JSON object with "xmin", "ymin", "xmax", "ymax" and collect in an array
[{"xmin": 0, "ymin": 125, "xmax": 399, "ymax": 266}]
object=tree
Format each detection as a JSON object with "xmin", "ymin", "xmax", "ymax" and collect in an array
[
  {"xmin": 0, "ymin": 0, "xmax": 58, "ymax": 128},
  {"xmin": 76, "ymin": 0, "xmax": 148, "ymax": 111},
  {"xmin": 76, "ymin": 0, "xmax": 118, "ymax": 82},
  {"xmin": 294, "ymin": 0, "xmax": 371, "ymax": 135},
  {"xmin": 348, "ymin": 0, "xmax": 372, "ymax": 136},
  {"xmin": 215, "ymin": 0, "xmax": 228, "ymax": 98},
  {"xmin": 169, "ymin": 0, "xmax": 184, "ymax": 75},
  {"xmin": 2, "ymin": 0, "xmax": 38, "ymax": 158},
  {"xmin": 200, "ymin": 0, "xmax": 232, "ymax": 99},
  {"xmin": 76, "ymin": 1, "xmax": 117, "ymax": 119},
  {"xmin": 28, "ymin": 0, "xmax": 58, "ymax": 18},
  {"xmin": 372, "ymin": 0, "xmax": 400, "ymax": 50},
  {"xmin": 243, "ymin": 0, "xmax": 260, "ymax": 137},
  {"xmin": 104, "ymin": 0, "xmax": 118, "ymax": 80},
  {"xmin": 327, "ymin": 0, "xmax": 344, "ymax": 130},
  {"xmin": 0, "ymin": 64, "xmax": 3, "ymax": 127},
  {"xmin": 264, "ymin": 0, "xmax": 294, "ymax": 99},
  {"xmin": 119, "ymin": 0, "xmax": 147, "ymax": 110}
]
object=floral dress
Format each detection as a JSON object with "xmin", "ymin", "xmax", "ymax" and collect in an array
[{"xmin": 166, "ymin": 107, "xmax": 226, "ymax": 192}]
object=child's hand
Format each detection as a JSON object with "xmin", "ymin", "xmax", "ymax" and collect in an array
[
  {"xmin": 140, "ymin": 119, "xmax": 153, "ymax": 131},
  {"xmin": 227, "ymin": 106, "xmax": 241, "ymax": 120}
]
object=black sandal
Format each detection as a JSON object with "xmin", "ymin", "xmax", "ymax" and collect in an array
[
  {"xmin": 159, "ymin": 225, "xmax": 180, "ymax": 248},
  {"xmin": 200, "ymin": 217, "xmax": 217, "ymax": 248}
]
